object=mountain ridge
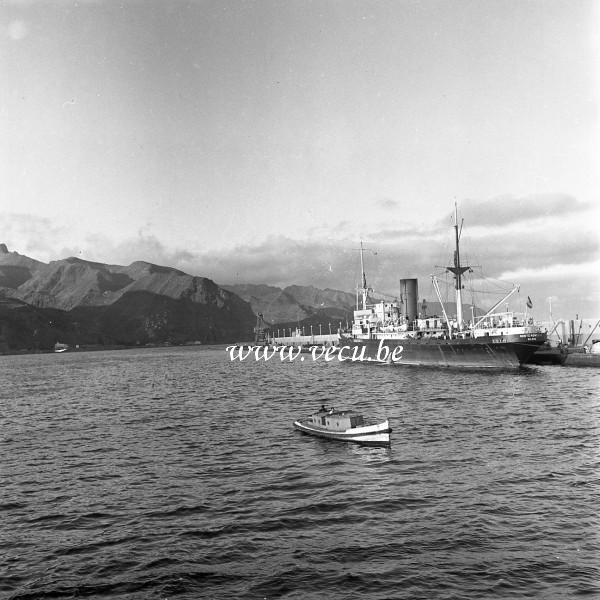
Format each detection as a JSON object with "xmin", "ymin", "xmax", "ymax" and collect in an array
[
  {"xmin": 221, "ymin": 283, "xmax": 357, "ymax": 325},
  {"xmin": 0, "ymin": 246, "xmax": 257, "ymax": 350}
]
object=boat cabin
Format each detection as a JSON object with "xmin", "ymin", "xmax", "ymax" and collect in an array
[{"xmin": 308, "ymin": 407, "xmax": 365, "ymax": 431}]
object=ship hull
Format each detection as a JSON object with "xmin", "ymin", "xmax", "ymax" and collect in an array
[
  {"xmin": 339, "ymin": 333, "xmax": 547, "ymax": 369},
  {"xmin": 293, "ymin": 419, "xmax": 391, "ymax": 446}
]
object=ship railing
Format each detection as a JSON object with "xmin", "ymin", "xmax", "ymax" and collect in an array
[{"xmin": 472, "ymin": 311, "xmax": 539, "ymax": 330}]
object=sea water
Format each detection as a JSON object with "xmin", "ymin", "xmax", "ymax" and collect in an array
[{"xmin": 1, "ymin": 346, "xmax": 599, "ymax": 599}]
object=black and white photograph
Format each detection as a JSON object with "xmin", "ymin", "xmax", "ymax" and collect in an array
[{"xmin": 1, "ymin": 0, "xmax": 599, "ymax": 598}]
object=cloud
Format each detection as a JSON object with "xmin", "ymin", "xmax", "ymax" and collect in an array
[
  {"xmin": 370, "ymin": 224, "xmax": 446, "ymax": 243},
  {"xmin": 0, "ymin": 213, "xmax": 67, "ymax": 260},
  {"xmin": 500, "ymin": 259, "xmax": 600, "ymax": 284},
  {"xmin": 5, "ymin": 208, "xmax": 593, "ymax": 293},
  {"xmin": 462, "ymin": 228, "xmax": 599, "ymax": 278},
  {"xmin": 439, "ymin": 194, "xmax": 590, "ymax": 228},
  {"xmin": 200, "ymin": 237, "xmax": 354, "ymax": 289},
  {"xmin": 499, "ymin": 260, "xmax": 600, "ymax": 317},
  {"xmin": 2, "ymin": 205, "xmax": 598, "ymax": 316},
  {"xmin": 184, "ymin": 232, "xmax": 599, "ymax": 316},
  {"xmin": 188, "ymin": 201, "xmax": 599, "ymax": 314},
  {"xmin": 0, "ymin": 215, "xmax": 193, "ymax": 270},
  {"xmin": 65, "ymin": 231, "xmax": 196, "ymax": 271}
]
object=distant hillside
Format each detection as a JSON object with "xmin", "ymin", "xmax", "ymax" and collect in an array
[
  {"xmin": 222, "ymin": 283, "xmax": 356, "ymax": 325},
  {"xmin": 0, "ymin": 296, "xmax": 76, "ymax": 352},
  {"xmin": 69, "ymin": 290, "xmax": 253, "ymax": 346},
  {"xmin": 0, "ymin": 245, "xmax": 256, "ymax": 350}
]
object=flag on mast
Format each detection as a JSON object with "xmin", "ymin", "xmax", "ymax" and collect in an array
[{"xmin": 526, "ymin": 296, "xmax": 533, "ymax": 309}]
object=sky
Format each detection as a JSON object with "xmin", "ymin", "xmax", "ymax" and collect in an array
[{"xmin": 1, "ymin": 0, "xmax": 599, "ymax": 317}]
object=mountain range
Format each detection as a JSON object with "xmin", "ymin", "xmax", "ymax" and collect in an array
[
  {"xmin": 0, "ymin": 245, "xmax": 359, "ymax": 352},
  {"xmin": 221, "ymin": 283, "xmax": 357, "ymax": 327}
]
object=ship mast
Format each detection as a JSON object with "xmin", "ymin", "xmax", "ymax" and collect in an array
[
  {"xmin": 359, "ymin": 240, "xmax": 368, "ymax": 310},
  {"xmin": 446, "ymin": 203, "xmax": 470, "ymax": 331}
]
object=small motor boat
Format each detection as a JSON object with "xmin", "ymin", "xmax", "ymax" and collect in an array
[{"xmin": 293, "ymin": 405, "xmax": 391, "ymax": 446}]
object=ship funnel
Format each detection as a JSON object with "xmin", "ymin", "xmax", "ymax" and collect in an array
[{"xmin": 400, "ymin": 278, "xmax": 418, "ymax": 322}]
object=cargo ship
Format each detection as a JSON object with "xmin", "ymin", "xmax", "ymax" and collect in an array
[{"xmin": 339, "ymin": 206, "xmax": 547, "ymax": 369}]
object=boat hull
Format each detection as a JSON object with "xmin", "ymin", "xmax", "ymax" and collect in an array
[
  {"xmin": 527, "ymin": 345, "xmax": 568, "ymax": 365},
  {"xmin": 293, "ymin": 419, "xmax": 391, "ymax": 446},
  {"xmin": 564, "ymin": 352, "xmax": 600, "ymax": 368},
  {"xmin": 339, "ymin": 333, "xmax": 547, "ymax": 369}
]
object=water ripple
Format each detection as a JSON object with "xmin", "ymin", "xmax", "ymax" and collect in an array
[{"xmin": 1, "ymin": 348, "xmax": 599, "ymax": 599}]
